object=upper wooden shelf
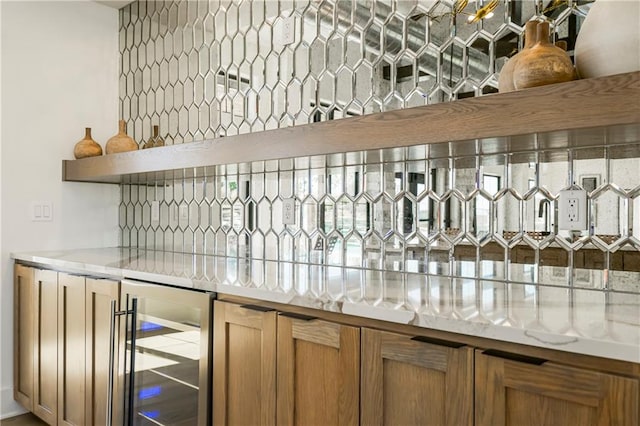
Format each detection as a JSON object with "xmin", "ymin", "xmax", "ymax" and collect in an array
[{"xmin": 63, "ymin": 72, "xmax": 640, "ymax": 184}]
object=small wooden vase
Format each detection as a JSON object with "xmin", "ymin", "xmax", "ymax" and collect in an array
[
  {"xmin": 512, "ymin": 21, "xmax": 575, "ymax": 90},
  {"xmin": 143, "ymin": 125, "xmax": 164, "ymax": 149},
  {"xmin": 498, "ymin": 21, "xmax": 538, "ymax": 93},
  {"xmin": 105, "ymin": 120, "xmax": 138, "ymax": 154},
  {"xmin": 153, "ymin": 125, "xmax": 165, "ymax": 147},
  {"xmin": 74, "ymin": 128, "xmax": 103, "ymax": 159},
  {"xmin": 142, "ymin": 126, "xmax": 155, "ymax": 149}
]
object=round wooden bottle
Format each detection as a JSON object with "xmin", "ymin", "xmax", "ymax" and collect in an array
[
  {"xmin": 74, "ymin": 128, "xmax": 103, "ymax": 159},
  {"xmin": 513, "ymin": 21, "xmax": 575, "ymax": 90},
  {"xmin": 498, "ymin": 20, "xmax": 538, "ymax": 93},
  {"xmin": 105, "ymin": 120, "xmax": 138, "ymax": 154}
]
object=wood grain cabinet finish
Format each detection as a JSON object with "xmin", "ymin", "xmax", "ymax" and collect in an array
[
  {"xmin": 14, "ymin": 266, "xmax": 120, "ymax": 426},
  {"xmin": 276, "ymin": 315, "xmax": 360, "ymax": 426},
  {"xmin": 475, "ymin": 350, "xmax": 640, "ymax": 426},
  {"xmin": 13, "ymin": 264, "xmax": 35, "ymax": 411},
  {"xmin": 33, "ymin": 268, "xmax": 58, "ymax": 424},
  {"xmin": 361, "ymin": 329, "xmax": 474, "ymax": 426},
  {"xmin": 213, "ymin": 301, "xmax": 277, "ymax": 426},
  {"xmin": 85, "ymin": 278, "xmax": 119, "ymax": 426},
  {"xmin": 57, "ymin": 273, "xmax": 86, "ymax": 426}
]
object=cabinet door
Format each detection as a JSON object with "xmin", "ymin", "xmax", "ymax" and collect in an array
[
  {"xmin": 85, "ymin": 278, "xmax": 119, "ymax": 426},
  {"xmin": 277, "ymin": 315, "xmax": 359, "ymax": 426},
  {"xmin": 213, "ymin": 301, "xmax": 277, "ymax": 426},
  {"xmin": 57, "ymin": 273, "xmax": 86, "ymax": 426},
  {"xmin": 13, "ymin": 264, "xmax": 34, "ymax": 411},
  {"xmin": 361, "ymin": 329, "xmax": 473, "ymax": 426},
  {"xmin": 475, "ymin": 349, "xmax": 640, "ymax": 426},
  {"xmin": 33, "ymin": 269, "xmax": 58, "ymax": 424}
]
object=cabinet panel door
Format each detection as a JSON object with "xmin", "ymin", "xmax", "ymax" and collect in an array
[
  {"xmin": 361, "ymin": 329, "xmax": 473, "ymax": 426},
  {"xmin": 57, "ymin": 273, "xmax": 86, "ymax": 426},
  {"xmin": 33, "ymin": 269, "xmax": 58, "ymax": 424},
  {"xmin": 14, "ymin": 264, "xmax": 34, "ymax": 411},
  {"xmin": 85, "ymin": 278, "xmax": 119, "ymax": 426},
  {"xmin": 213, "ymin": 302, "xmax": 277, "ymax": 426},
  {"xmin": 277, "ymin": 316, "xmax": 359, "ymax": 426},
  {"xmin": 475, "ymin": 350, "xmax": 640, "ymax": 426}
]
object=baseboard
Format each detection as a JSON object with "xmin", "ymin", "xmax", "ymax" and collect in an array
[{"xmin": 0, "ymin": 386, "xmax": 27, "ymax": 420}]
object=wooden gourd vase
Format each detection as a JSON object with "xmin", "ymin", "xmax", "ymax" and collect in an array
[
  {"xmin": 73, "ymin": 127, "xmax": 103, "ymax": 159},
  {"xmin": 498, "ymin": 20, "xmax": 538, "ymax": 93},
  {"xmin": 512, "ymin": 21, "xmax": 576, "ymax": 90},
  {"xmin": 105, "ymin": 120, "xmax": 138, "ymax": 154}
]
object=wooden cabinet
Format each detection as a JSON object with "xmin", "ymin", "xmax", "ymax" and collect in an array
[
  {"xmin": 16, "ymin": 271, "xmax": 640, "ymax": 426},
  {"xmin": 214, "ymin": 299, "xmax": 640, "ymax": 426},
  {"xmin": 277, "ymin": 314, "xmax": 360, "ymax": 426},
  {"xmin": 85, "ymin": 278, "xmax": 120, "ymax": 426},
  {"xmin": 13, "ymin": 264, "xmax": 35, "ymax": 411},
  {"xmin": 213, "ymin": 302, "xmax": 277, "ymax": 426},
  {"xmin": 212, "ymin": 302, "xmax": 360, "ymax": 426},
  {"xmin": 475, "ymin": 349, "xmax": 640, "ymax": 426},
  {"xmin": 33, "ymin": 268, "xmax": 58, "ymax": 424},
  {"xmin": 361, "ymin": 328, "xmax": 473, "ymax": 426},
  {"xmin": 14, "ymin": 265, "xmax": 120, "ymax": 426},
  {"xmin": 14, "ymin": 265, "xmax": 59, "ymax": 424},
  {"xmin": 57, "ymin": 273, "xmax": 86, "ymax": 426}
]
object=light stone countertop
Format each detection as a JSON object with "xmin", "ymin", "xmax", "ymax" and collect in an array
[{"xmin": 12, "ymin": 247, "xmax": 640, "ymax": 364}]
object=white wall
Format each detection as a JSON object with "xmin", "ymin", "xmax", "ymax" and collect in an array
[
  {"xmin": 0, "ymin": 1, "xmax": 120, "ymax": 418},
  {"xmin": 0, "ymin": 0, "xmax": 4, "ymax": 415}
]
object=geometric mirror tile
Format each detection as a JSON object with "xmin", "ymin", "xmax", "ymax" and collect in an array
[{"xmin": 119, "ymin": 1, "xmax": 639, "ymax": 296}]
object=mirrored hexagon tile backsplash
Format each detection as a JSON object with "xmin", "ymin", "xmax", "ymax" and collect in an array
[{"xmin": 119, "ymin": 1, "xmax": 640, "ymax": 300}]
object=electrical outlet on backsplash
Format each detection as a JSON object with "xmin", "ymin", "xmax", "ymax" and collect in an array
[{"xmin": 119, "ymin": 143, "xmax": 640, "ymax": 295}]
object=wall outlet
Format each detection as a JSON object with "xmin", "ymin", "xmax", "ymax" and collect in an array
[
  {"xmin": 283, "ymin": 198, "xmax": 295, "ymax": 225},
  {"xmin": 558, "ymin": 189, "xmax": 588, "ymax": 231},
  {"xmin": 179, "ymin": 204, "xmax": 189, "ymax": 221},
  {"xmin": 282, "ymin": 16, "xmax": 295, "ymax": 45}
]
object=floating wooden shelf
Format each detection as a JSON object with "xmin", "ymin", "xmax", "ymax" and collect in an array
[{"xmin": 63, "ymin": 72, "xmax": 640, "ymax": 184}]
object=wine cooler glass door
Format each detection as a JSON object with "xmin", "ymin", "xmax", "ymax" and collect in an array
[{"xmin": 121, "ymin": 281, "xmax": 211, "ymax": 426}]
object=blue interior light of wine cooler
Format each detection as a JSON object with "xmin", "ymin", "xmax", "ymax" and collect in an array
[
  {"xmin": 140, "ymin": 410, "xmax": 160, "ymax": 419},
  {"xmin": 139, "ymin": 385, "xmax": 162, "ymax": 400},
  {"xmin": 139, "ymin": 321, "xmax": 163, "ymax": 332}
]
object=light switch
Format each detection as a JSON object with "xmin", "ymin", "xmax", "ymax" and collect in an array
[{"xmin": 31, "ymin": 202, "xmax": 53, "ymax": 222}]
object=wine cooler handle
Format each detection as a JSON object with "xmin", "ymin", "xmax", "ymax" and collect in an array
[
  {"xmin": 106, "ymin": 300, "xmax": 117, "ymax": 426},
  {"xmin": 126, "ymin": 298, "xmax": 138, "ymax": 426}
]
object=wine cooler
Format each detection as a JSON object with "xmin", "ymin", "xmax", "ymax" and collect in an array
[{"xmin": 111, "ymin": 279, "xmax": 212, "ymax": 426}]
